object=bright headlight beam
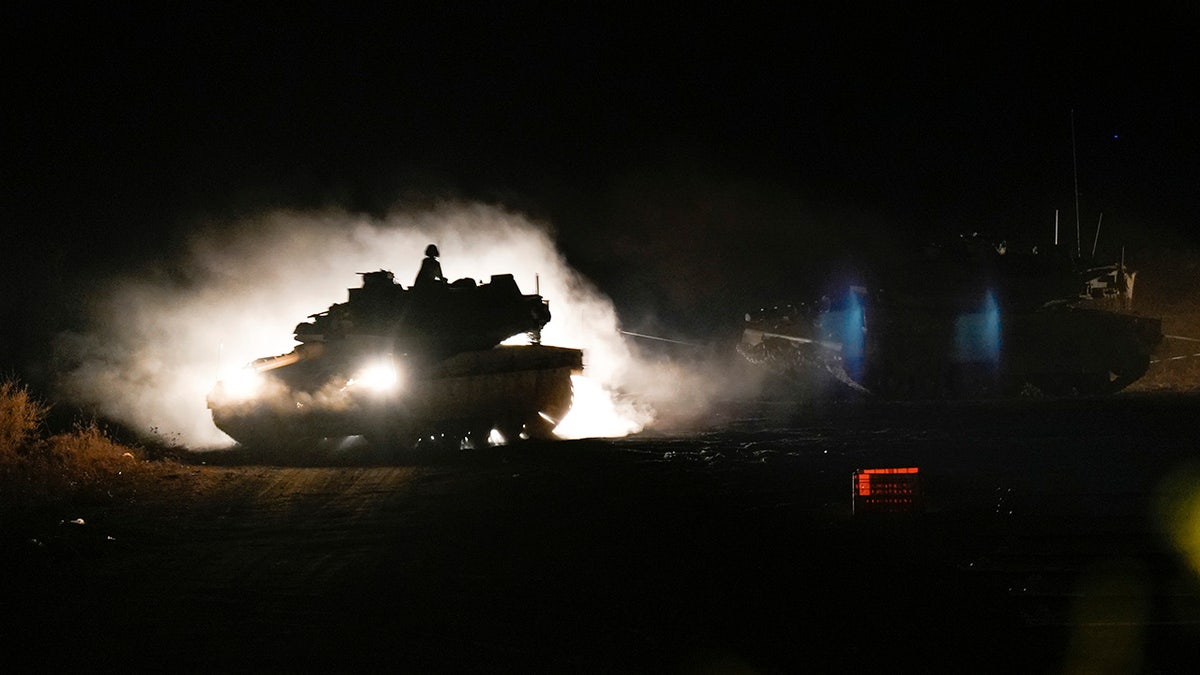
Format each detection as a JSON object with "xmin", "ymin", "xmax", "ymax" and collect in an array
[
  {"xmin": 352, "ymin": 360, "xmax": 400, "ymax": 392},
  {"xmin": 219, "ymin": 366, "xmax": 262, "ymax": 401}
]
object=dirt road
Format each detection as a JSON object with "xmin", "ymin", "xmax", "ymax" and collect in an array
[{"xmin": 6, "ymin": 395, "xmax": 1200, "ymax": 672}]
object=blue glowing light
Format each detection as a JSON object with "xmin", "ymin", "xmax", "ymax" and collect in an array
[
  {"xmin": 953, "ymin": 291, "xmax": 1001, "ymax": 365},
  {"xmin": 842, "ymin": 289, "xmax": 866, "ymax": 381}
]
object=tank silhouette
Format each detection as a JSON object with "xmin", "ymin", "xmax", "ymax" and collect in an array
[
  {"xmin": 739, "ymin": 234, "xmax": 1163, "ymax": 398},
  {"xmin": 207, "ymin": 268, "xmax": 582, "ymax": 449}
]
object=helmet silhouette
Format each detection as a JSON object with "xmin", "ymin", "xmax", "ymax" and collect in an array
[{"xmin": 425, "ymin": 244, "xmax": 439, "ymax": 257}]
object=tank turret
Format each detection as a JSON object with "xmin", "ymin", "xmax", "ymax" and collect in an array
[{"xmin": 293, "ymin": 271, "xmax": 551, "ymax": 355}]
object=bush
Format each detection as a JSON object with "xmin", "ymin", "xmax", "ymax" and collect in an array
[
  {"xmin": 1, "ymin": 379, "xmax": 161, "ymax": 506},
  {"xmin": 0, "ymin": 379, "xmax": 49, "ymax": 459},
  {"xmin": 47, "ymin": 421, "xmax": 144, "ymax": 486}
]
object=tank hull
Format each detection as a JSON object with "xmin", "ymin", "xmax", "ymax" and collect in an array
[
  {"xmin": 740, "ymin": 305, "xmax": 1161, "ymax": 399},
  {"xmin": 847, "ymin": 305, "xmax": 1161, "ymax": 398},
  {"xmin": 739, "ymin": 236, "xmax": 1164, "ymax": 399},
  {"xmin": 209, "ymin": 345, "xmax": 583, "ymax": 449}
]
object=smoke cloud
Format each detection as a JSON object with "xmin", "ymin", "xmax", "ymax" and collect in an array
[{"xmin": 53, "ymin": 202, "xmax": 753, "ymax": 448}]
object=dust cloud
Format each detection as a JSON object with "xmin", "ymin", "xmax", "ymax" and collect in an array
[{"xmin": 53, "ymin": 203, "xmax": 750, "ymax": 448}]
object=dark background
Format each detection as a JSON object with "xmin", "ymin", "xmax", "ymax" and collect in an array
[{"xmin": 4, "ymin": 2, "xmax": 1198, "ymax": 387}]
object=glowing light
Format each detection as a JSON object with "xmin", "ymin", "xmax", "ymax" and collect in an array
[
  {"xmin": 500, "ymin": 333, "xmax": 533, "ymax": 346},
  {"xmin": 953, "ymin": 291, "xmax": 1002, "ymax": 364},
  {"xmin": 852, "ymin": 467, "xmax": 922, "ymax": 514},
  {"xmin": 840, "ymin": 289, "xmax": 866, "ymax": 382},
  {"xmin": 218, "ymin": 366, "xmax": 262, "ymax": 401},
  {"xmin": 1156, "ymin": 462, "xmax": 1200, "ymax": 577},
  {"xmin": 553, "ymin": 375, "xmax": 648, "ymax": 439},
  {"xmin": 350, "ymin": 359, "xmax": 401, "ymax": 393}
]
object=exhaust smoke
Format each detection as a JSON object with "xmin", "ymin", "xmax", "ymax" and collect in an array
[{"xmin": 53, "ymin": 203, "xmax": 681, "ymax": 448}]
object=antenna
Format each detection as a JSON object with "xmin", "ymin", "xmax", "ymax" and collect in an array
[
  {"xmin": 1120, "ymin": 245, "xmax": 1129, "ymax": 310},
  {"xmin": 1054, "ymin": 209, "xmax": 1059, "ymax": 246},
  {"xmin": 1091, "ymin": 212, "xmax": 1103, "ymax": 259},
  {"xmin": 1071, "ymin": 109, "xmax": 1082, "ymax": 258}
]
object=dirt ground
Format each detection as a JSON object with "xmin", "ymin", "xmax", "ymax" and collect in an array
[{"xmin": 4, "ymin": 394, "xmax": 1200, "ymax": 673}]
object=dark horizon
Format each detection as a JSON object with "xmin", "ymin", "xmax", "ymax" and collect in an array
[{"xmin": 4, "ymin": 2, "xmax": 1198, "ymax": 387}]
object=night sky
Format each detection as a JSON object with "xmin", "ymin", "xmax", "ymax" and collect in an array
[{"xmin": 4, "ymin": 2, "xmax": 1198, "ymax": 384}]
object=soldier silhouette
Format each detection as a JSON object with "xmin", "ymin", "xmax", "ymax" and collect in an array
[{"xmin": 414, "ymin": 244, "xmax": 445, "ymax": 287}]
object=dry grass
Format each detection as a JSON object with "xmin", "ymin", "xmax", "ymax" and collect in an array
[
  {"xmin": 0, "ymin": 379, "xmax": 48, "ymax": 457},
  {"xmin": 1, "ymin": 379, "xmax": 185, "ymax": 508}
]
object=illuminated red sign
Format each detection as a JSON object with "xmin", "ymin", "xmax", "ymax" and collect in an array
[{"xmin": 852, "ymin": 467, "xmax": 922, "ymax": 514}]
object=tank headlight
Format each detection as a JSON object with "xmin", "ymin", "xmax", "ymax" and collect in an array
[
  {"xmin": 352, "ymin": 360, "xmax": 401, "ymax": 393},
  {"xmin": 220, "ymin": 366, "xmax": 263, "ymax": 401}
]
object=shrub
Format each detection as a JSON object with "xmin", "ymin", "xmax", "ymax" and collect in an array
[
  {"xmin": 47, "ymin": 421, "xmax": 144, "ymax": 485},
  {"xmin": 0, "ymin": 379, "xmax": 49, "ymax": 458},
  {"xmin": 1, "ymin": 379, "xmax": 166, "ymax": 507}
]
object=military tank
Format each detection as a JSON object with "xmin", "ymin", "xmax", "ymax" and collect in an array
[
  {"xmin": 207, "ymin": 268, "xmax": 583, "ymax": 450},
  {"xmin": 739, "ymin": 234, "xmax": 1163, "ymax": 399}
]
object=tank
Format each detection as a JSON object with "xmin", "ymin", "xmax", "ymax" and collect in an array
[
  {"xmin": 738, "ymin": 234, "xmax": 1163, "ymax": 399},
  {"xmin": 207, "ymin": 270, "xmax": 583, "ymax": 449}
]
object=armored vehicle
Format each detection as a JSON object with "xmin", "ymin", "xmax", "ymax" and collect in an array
[
  {"xmin": 208, "ymin": 269, "xmax": 582, "ymax": 449},
  {"xmin": 739, "ymin": 235, "xmax": 1163, "ymax": 398}
]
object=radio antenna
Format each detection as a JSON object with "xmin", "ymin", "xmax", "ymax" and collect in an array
[{"xmin": 1071, "ymin": 109, "xmax": 1082, "ymax": 258}]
